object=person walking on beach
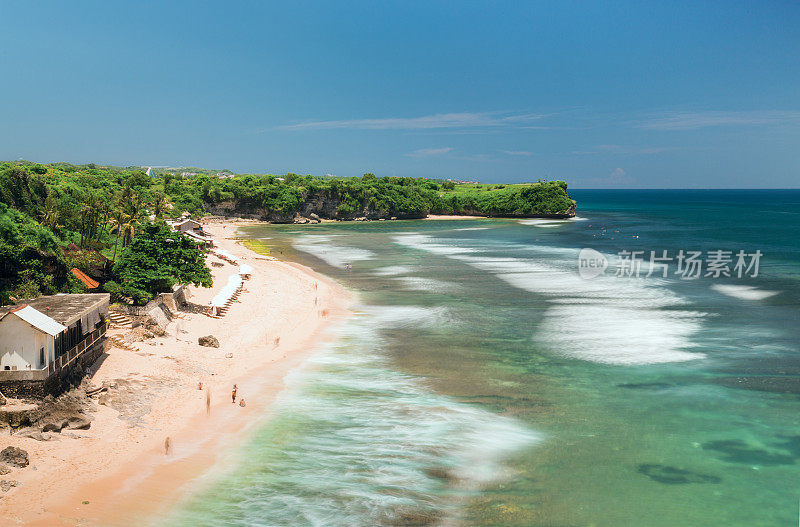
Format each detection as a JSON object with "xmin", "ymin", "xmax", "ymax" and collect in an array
[{"xmin": 232, "ymin": 384, "xmax": 237, "ymax": 403}]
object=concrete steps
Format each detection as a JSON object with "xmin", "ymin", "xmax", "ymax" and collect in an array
[{"xmin": 108, "ymin": 308, "xmax": 133, "ymax": 329}]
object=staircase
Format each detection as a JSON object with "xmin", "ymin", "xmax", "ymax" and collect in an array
[
  {"xmin": 108, "ymin": 308, "xmax": 133, "ymax": 329},
  {"xmin": 107, "ymin": 335, "xmax": 137, "ymax": 352}
]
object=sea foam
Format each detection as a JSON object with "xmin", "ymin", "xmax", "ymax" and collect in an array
[
  {"xmin": 390, "ymin": 276, "xmax": 460, "ymax": 293},
  {"xmin": 166, "ymin": 306, "xmax": 540, "ymax": 526},
  {"xmin": 394, "ymin": 233, "xmax": 706, "ymax": 365},
  {"xmin": 293, "ymin": 234, "xmax": 374, "ymax": 268},
  {"xmin": 711, "ymin": 284, "xmax": 779, "ymax": 301},
  {"xmin": 371, "ymin": 265, "xmax": 414, "ymax": 276}
]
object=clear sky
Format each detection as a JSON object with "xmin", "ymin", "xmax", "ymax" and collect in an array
[{"xmin": 1, "ymin": 1, "xmax": 798, "ymax": 188}]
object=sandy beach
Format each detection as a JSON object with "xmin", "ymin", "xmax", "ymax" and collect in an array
[
  {"xmin": 423, "ymin": 214, "xmax": 485, "ymax": 220},
  {"xmin": 0, "ymin": 222, "xmax": 352, "ymax": 526}
]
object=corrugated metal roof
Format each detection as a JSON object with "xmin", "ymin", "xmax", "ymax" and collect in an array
[{"xmin": 12, "ymin": 305, "xmax": 67, "ymax": 336}]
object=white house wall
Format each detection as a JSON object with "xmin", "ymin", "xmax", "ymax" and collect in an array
[{"xmin": 0, "ymin": 315, "xmax": 54, "ymax": 371}]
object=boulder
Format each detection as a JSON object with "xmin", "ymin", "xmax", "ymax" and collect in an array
[
  {"xmin": 0, "ymin": 464, "xmax": 11, "ymax": 475},
  {"xmin": 198, "ymin": 335, "xmax": 220, "ymax": 348},
  {"xmin": 14, "ymin": 427, "xmax": 42, "ymax": 440},
  {"xmin": 12, "ymin": 427, "xmax": 57, "ymax": 441},
  {"xmin": 0, "ymin": 480, "xmax": 21, "ymax": 492},
  {"xmin": 146, "ymin": 305, "xmax": 171, "ymax": 332},
  {"xmin": 0, "ymin": 447, "xmax": 28, "ymax": 468},
  {"xmin": 66, "ymin": 416, "xmax": 92, "ymax": 430},
  {"xmin": 40, "ymin": 417, "xmax": 70, "ymax": 433},
  {"xmin": 309, "ymin": 213, "xmax": 321, "ymax": 221}
]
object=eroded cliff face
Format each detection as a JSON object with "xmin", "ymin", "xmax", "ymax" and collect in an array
[
  {"xmin": 205, "ymin": 192, "xmax": 428, "ymax": 223},
  {"xmin": 454, "ymin": 200, "xmax": 577, "ymax": 219},
  {"xmin": 204, "ymin": 193, "xmax": 576, "ymax": 223}
]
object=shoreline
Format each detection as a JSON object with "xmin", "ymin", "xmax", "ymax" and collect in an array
[
  {"xmin": 0, "ymin": 222, "xmax": 353, "ymax": 526},
  {"xmin": 205, "ymin": 212, "xmax": 574, "ymax": 225},
  {"xmin": 422, "ymin": 214, "xmax": 485, "ymax": 220}
]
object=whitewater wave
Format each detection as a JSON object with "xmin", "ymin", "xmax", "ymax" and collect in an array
[
  {"xmin": 711, "ymin": 284, "xmax": 779, "ymax": 301},
  {"xmin": 390, "ymin": 276, "xmax": 460, "ymax": 294},
  {"xmin": 293, "ymin": 234, "xmax": 374, "ymax": 268},
  {"xmin": 165, "ymin": 305, "xmax": 539, "ymax": 526},
  {"xmin": 518, "ymin": 216, "xmax": 588, "ymax": 227},
  {"xmin": 364, "ymin": 304, "xmax": 459, "ymax": 329},
  {"xmin": 394, "ymin": 233, "xmax": 706, "ymax": 365},
  {"xmin": 371, "ymin": 265, "xmax": 414, "ymax": 276}
]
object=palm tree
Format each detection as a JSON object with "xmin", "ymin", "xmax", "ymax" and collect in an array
[
  {"xmin": 121, "ymin": 191, "xmax": 145, "ymax": 247},
  {"xmin": 39, "ymin": 196, "xmax": 60, "ymax": 230},
  {"xmin": 108, "ymin": 210, "xmax": 125, "ymax": 264},
  {"xmin": 152, "ymin": 191, "xmax": 170, "ymax": 219},
  {"xmin": 120, "ymin": 216, "xmax": 138, "ymax": 247},
  {"xmin": 78, "ymin": 198, "xmax": 97, "ymax": 247}
]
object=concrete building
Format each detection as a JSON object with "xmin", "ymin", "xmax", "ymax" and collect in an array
[
  {"xmin": 172, "ymin": 218, "xmax": 202, "ymax": 234},
  {"xmin": 0, "ymin": 294, "xmax": 109, "ymax": 398},
  {"xmin": 168, "ymin": 218, "xmax": 214, "ymax": 248}
]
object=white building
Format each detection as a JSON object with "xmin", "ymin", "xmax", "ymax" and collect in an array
[
  {"xmin": 0, "ymin": 306, "xmax": 63, "ymax": 371},
  {"xmin": 0, "ymin": 294, "xmax": 109, "ymax": 395},
  {"xmin": 168, "ymin": 218, "xmax": 214, "ymax": 248},
  {"xmin": 172, "ymin": 219, "xmax": 202, "ymax": 234}
]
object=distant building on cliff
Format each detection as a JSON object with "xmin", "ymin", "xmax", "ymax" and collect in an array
[
  {"xmin": 0, "ymin": 294, "xmax": 109, "ymax": 398},
  {"xmin": 167, "ymin": 218, "xmax": 214, "ymax": 248}
]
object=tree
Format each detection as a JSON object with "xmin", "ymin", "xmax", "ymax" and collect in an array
[
  {"xmin": 104, "ymin": 221, "xmax": 212, "ymax": 305},
  {"xmin": 108, "ymin": 209, "xmax": 126, "ymax": 263},
  {"xmin": 0, "ymin": 202, "xmax": 77, "ymax": 303},
  {"xmin": 39, "ymin": 195, "xmax": 60, "ymax": 230},
  {"xmin": 151, "ymin": 191, "xmax": 170, "ymax": 218}
]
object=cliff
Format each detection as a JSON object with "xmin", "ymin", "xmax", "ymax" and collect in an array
[{"xmin": 203, "ymin": 180, "xmax": 576, "ymax": 223}]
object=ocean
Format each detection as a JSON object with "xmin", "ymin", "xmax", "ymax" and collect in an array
[{"xmin": 164, "ymin": 190, "xmax": 800, "ymax": 526}]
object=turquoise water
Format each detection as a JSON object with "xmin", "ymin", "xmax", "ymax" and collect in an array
[{"xmin": 165, "ymin": 190, "xmax": 800, "ymax": 526}]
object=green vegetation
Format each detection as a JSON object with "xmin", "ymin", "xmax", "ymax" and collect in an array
[
  {"xmin": 0, "ymin": 202, "xmax": 81, "ymax": 302},
  {"xmin": 104, "ymin": 222, "xmax": 212, "ymax": 305},
  {"xmin": 241, "ymin": 239, "xmax": 273, "ymax": 257},
  {"xmin": 436, "ymin": 181, "xmax": 573, "ymax": 216},
  {"xmin": 175, "ymin": 171, "xmax": 574, "ymax": 221},
  {"xmin": 0, "ymin": 160, "xmax": 575, "ymax": 304},
  {"xmin": 0, "ymin": 161, "xmax": 211, "ymax": 305}
]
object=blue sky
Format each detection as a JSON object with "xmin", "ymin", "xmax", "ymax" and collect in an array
[{"xmin": 1, "ymin": 1, "xmax": 798, "ymax": 188}]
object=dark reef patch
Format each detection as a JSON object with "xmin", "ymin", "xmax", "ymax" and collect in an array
[
  {"xmin": 772, "ymin": 435, "xmax": 800, "ymax": 457},
  {"xmin": 702, "ymin": 439, "xmax": 795, "ymax": 466},
  {"xmin": 637, "ymin": 464, "xmax": 721, "ymax": 484}
]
